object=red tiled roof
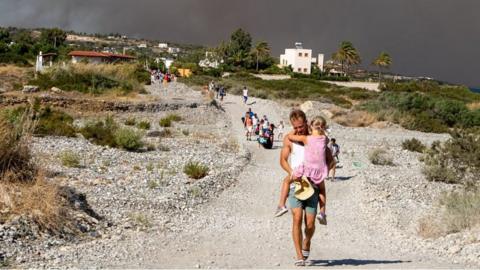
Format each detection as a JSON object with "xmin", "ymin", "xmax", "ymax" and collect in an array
[{"xmin": 68, "ymin": 51, "xmax": 136, "ymax": 59}]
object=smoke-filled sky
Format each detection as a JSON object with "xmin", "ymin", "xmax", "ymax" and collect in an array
[{"xmin": 1, "ymin": 0, "xmax": 479, "ymax": 87}]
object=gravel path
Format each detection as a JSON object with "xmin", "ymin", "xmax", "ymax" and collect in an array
[{"xmin": 8, "ymin": 83, "xmax": 478, "ymax": 268}]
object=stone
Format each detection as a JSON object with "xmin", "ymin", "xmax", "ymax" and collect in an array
[
  {"xmin": 51, "ymin": 87, "xmax": 63, "ymax": 93},
  {"xmin": 22, "ymin": 85, "xmax": 40, "ymax": 93}
]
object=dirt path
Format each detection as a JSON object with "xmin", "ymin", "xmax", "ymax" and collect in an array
[{"xmin": 102, "ymin": 93, "xmax": 461, "ymax": 268}]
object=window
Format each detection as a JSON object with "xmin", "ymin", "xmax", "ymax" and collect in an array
[
  {"xmin": 298, "ymin": 52, "xmax": 302, "ymax": 57},
  {"xmin": 298, "ymin": 68, "xmax": 301, "ymax": 72},
  {"xmin": 303, "ymin": 68, "xmax": 307, "ymax": 72},
  {"xmin": 304, "ymin": 53, "xmax": 309, "ymax": 57}
]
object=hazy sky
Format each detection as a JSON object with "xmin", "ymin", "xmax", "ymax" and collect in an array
[{"xmin": 1, "ymin": 0, "xmax": 479, "ymax": 87}]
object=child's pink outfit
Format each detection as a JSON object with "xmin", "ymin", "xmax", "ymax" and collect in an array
[{"xmin": 292, "ymin": 135, "xmax": 329, "ymax": 185}]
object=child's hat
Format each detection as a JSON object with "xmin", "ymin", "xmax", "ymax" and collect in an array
[{"xmin": 294, "ymin": 176, "xmax": 314, "ymax": 201}]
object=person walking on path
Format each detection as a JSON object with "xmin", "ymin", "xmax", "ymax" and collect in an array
[
  {"xmin": 276, "ymin": 110, "xmax": 317, "ymax": 265},
  {"xmin": 242, "ymin": 86, "xmax": 248, "ymax": 105},
  {"xmin": 277, "ymin": 120, "xmax": 285, "ymax": 141},
  {"xmin": 328, "ymin": 138, "xmax": 340, "ymax": 181},
  {"xmin": 219, "ymin": 86, "xmax": 226, "ymax": 102}
]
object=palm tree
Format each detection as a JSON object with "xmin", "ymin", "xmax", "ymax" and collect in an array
[
  {"xmin": 372, "ymin": 52, "xmax": 392, "ymax": 83},
  {"xmin": 252, "ymin": 41, "xmax": 270, "ymax": 71},
  {"xmin": 332, "ymin": 41, "xmax": 361, "ymax": 76}
]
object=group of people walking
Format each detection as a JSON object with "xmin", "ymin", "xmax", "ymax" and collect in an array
[
  {"xmin": 242, "ymin": 107, "xmax": 285, "ymax": 149},
  {"xmin": 150, "ymin": 70, "xmax": 176, "ymax": 85},
  {"xmin": 208, "ymin": 81, "xmax": 226, "ymax": 101}
]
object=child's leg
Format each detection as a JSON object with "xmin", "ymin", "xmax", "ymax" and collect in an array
[
  {"xmin": 318, "ymin": 181, "xmax": 326, "ymax": 214},
  {"xmin": 278, "ymin": 175, "xmax": 293, "ymax": 207}
]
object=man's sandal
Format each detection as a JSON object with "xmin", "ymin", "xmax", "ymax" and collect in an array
[
  {"xmin": 294, "ymin": 259, "xmax": 305, "ymax": 267},
  {"xmin": 301, "ymin": 250, "xmax": 310, "ymax": 260}
]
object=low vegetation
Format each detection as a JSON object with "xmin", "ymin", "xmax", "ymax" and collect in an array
[
  {"xmin": 368, "ymin": 147, "xmax": 394, "ymax": 166},
  {"xmin": 402, "ymin": 138, "xmax": 426, "ymax": 153},
  {"xmin": 59, "ymin": 150, "xmax": 81, "ymax": 168},
  {"xmin": 28, "ymin": 63, "xmax": 149, "ymax": 95},
  {"xmin": 136, "ymin": 120, "xmax": 151, "ymax": 130},
  {"xmin": 180, "ymin": 73, "xmax": 372, "ymax": 108},
  {"xmin": 363, "ymin": 81, "xmax": 480, "ymax": 133},
  {"xmin": 0, "ymin": 108, "xmax": 92, "ymax": 235},
  {"xmin": 80, "ymin": 116, "xmax": 144, "ymax": 151},
  {"xmin": 113, "ymin": 128, "xmax": 144, "ymax": 151},
  {"xmin": 422, "ymin": 129, "xmax": 479, "ymax": 186},
  {"xmin": 124, "ymin": 117, "xmax": 136, "ymax": 126},
  {"xmin": 2, "ymin": 105, "xmax": 76, "ymax": 137},
  {"xmin": 183, "ymin": 161, "xmax": 209, "ymax": 180},
  {"xmin": 159, "ymin": 114, "xmax": 182, "ymax": 128}
]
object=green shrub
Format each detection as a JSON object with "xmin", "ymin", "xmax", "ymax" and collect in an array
[
  {"xmin": 400, "ymin": 113, "xmax": 448, "ymax": 133},
  {"xmin": 124, "ymin": 117, "xmax": 136, "ymax": 126},
  {"xmin": 159, "ymin": 117, "xmax": 172, "ymax": 127},
  {"xmin": 2, "ymin": 106, "xmax": 77, "ymax": 137},
  {"xmin": 136, "ymin": 120, "xmax": 151, "ymax": 130},
  {"xmin": 80, "ymin": 116, "xmax": 117, "ymax": 147},
  {"xmin": 166, "ymin": 114, "xmax": 182, "ymax": 122},
  {"xmin": 159, "ymin": 128, "xmax": 172, "ymax": 137},
  {"xmin": 433, "ymin": 100, "xmax": 468, "ymax": 127},
  {"xmin": 422, "ymin": 129, "xmax": 480, "ymax": 186},
  {"xmin": 183, "ymin": 161, "xmax": 209, "ymax": 179},
  {"xmin": 113, "ymin": 128, "xmax": 144, "ymax": 151},
  {"xmin": 369, "ymin": 148, "xmax": 394, "ymax": 166},
  {"xmin": 402, "ymin": 138, "xmax": 426, "ymax": 153},
  {"xmin": 59, "ymin": 150, "xmax": 81, "ymax": 168},
  {"xmin": 34, "ymin": 107, "xmax": 77, "ymax": 137}
]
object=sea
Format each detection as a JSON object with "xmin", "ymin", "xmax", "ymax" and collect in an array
[{"xmin": 470, "ymin": 87, "xmax": 480, "ymax": 94}]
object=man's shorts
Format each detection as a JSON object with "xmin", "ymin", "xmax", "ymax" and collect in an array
[{"xmin": 288, "ymin": 184, "xmax": 319, "ymax": 215}]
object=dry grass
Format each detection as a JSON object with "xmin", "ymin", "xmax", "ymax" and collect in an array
[
  {"xmin": 0, "ymin": 65, "xmax": 31, "ymax": 91},
  {"xmin": 467, "ymin": 101, "xmax": 480, "ymax": 110},
  {"xmin": 0, "ymin": 111, "xmax": 36, "ymax": 183},
  {"xmin": 0, "ymin": 175, "xmax": 69, "ymax": 232},
  {"xmin": 333, "ymin": 110, "xmax": 377, "ymax": 127},
  {"xmin": 418, "ymin": 189, "xmax": 480, "ymax": 238},
  {"xmin": 0, "ymin": 107, "xmax": 90, "ymax": 234}
]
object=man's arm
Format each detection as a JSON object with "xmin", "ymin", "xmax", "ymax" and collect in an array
[{"xmin": 280, "ymin": 134, "xmax": 293, "ymax": 176}]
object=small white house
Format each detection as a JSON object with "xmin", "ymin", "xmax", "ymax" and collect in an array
[
  {"xmin": 279, "ymin": 42, "xmax": 313, "ymax": 74},
  {"xmin": 138, "ymin": 43, "xmax": 148, "ymax": 48},
  {"xmin": 199, "ymin": 52, "xmax": 221, "ymax": 68},
  {"xmin": 168, "ymin": 47, "xmax": 180, "ymax": 54},
  {"xmin": 158, "ymin": 43, "xmax": 168, "ymax": 49}
]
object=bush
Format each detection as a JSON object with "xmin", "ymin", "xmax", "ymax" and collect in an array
[
  {"xmin": 28, "ymin": 63, "xmax": 147, "ymax": 95},
  {"xmin": 80, "ymin": 116, "xmax": 117, "ymax": 147},
  {"xmin": 183, "ymin": 161, "xmax": 209, "ymax": 179},
  {"xmin": 422, "ymin": 129, "xmax": 480, "ymax": 186},
  {"xmin": 159, "ymin": 114, "xmax": 182, "ymax": 127},
  {"xmin": 34, "ymin": 107, "xmax": 77, "ymax": 137},
  {"xmin": 59, "ymin": 150, "xmax": 81, "ymax": 168},
  {"xmin": 402, "ymin": 138, "xmax": 426, "ymax": 153},
  {"xmin": 0, "ymin": 111, "xmax": 35, "ymax": 183},
  {"xmin": 438, "ymin": 189, "xmax": 480, "ymax": 233},
  {"xmin": 124, "ymin": 117, "xmax": 136, "ymax": 126},
  {"xmin": 369, "ymin": 147, "xmax": 394, "ymax": 166},
  {"xmin": 136, "ymin": 120, "xmax": 151, "ymax": 130},
  {"xmin": 2, "ymin": 106, "xmax": 77, "ymax": 137},
  {"xmin": 159, "ymin": 117, "xmax": 172, "ymax": 127},
  {"xmin": 113, "ymin": 128, "xmax": 144, "ymax": 151}
]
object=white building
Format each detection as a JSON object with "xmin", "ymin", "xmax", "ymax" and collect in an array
[
  {"xmin": 168, "ymin": 47, "xmax": 180, "ymax": 54},
  {"xmin": 199, "ymin": 52, "xmax": 221, "ymax": 68},
  {"xmin": 138, "ymin": 43, "xmax": 148, "ymax": 48},
  {"xmin": 279, "ymin": 42, "xmax": 312, "ymax": 74},
  {"xmin": 158, "ymin": 43, "xmax": 168, "ymax": 49}
]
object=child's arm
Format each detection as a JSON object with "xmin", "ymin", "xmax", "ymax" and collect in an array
[{"xmin": 287, "ymin": 133, "xmax": 308, "ymax": 145}]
